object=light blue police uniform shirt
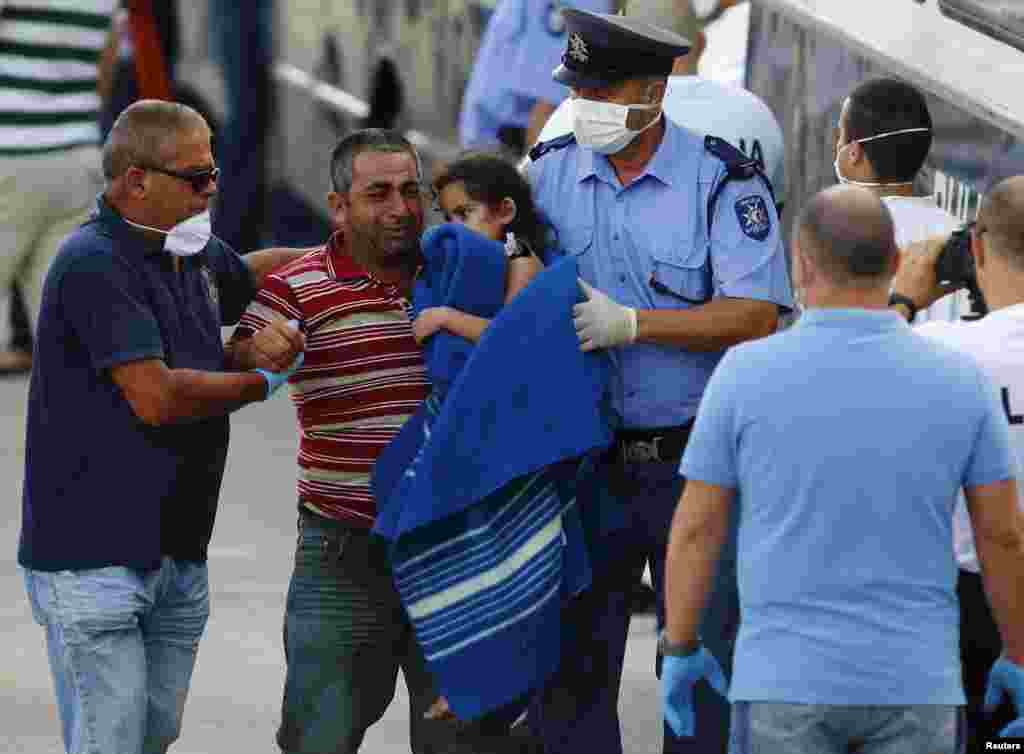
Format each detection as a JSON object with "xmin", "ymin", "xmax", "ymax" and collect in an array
[
  {"xmin": 527, "ymin": 118, "xmax": 792, "ymax": 428},
  {"xmin": 680, "ymin": 308, "xmax": 1016, "ymax": 705},
  {"xmin": 459, "ymin": 0, "xmax": 612, "ymax": 148}
]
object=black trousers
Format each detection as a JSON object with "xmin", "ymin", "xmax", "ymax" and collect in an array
[{"xmin": 958, "ymin": 568, "xmax": 1013, "ymax": 744}]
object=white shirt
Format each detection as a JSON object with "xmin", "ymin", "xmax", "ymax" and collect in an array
[
  {"xmin": 883, "ymin": 196, "xmax": 965, "ymax": 323},
  {"xmin": 916, "ymin": 304, "xmax": 1024, "ymax": 572},
  {"xmin": 525, "ymin": 74, "xmax": 786, "ymax": 206}
]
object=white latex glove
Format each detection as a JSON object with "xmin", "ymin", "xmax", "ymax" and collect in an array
[{"xmin": 573, "ymin": 279, "xmax": 637, "ymax": 352}]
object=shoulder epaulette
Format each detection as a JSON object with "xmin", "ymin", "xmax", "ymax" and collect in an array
[
  {"xmin": 528, "ymin": 133, "xmax": 576, "ymax": 162},
  {"xmin": 704, "ymin": 135, "xmax": 761, "ymax": 180},
  {"xmin": 702, "ymin": 134, "xmax": 778, "ymax": 237}
]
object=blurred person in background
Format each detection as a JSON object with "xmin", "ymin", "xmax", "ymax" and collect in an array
[
  {"xmin": 99, "ymin": 0, "xmax": 180, "ymax": 139},
  {"xmin": 3, "ymin": 0, "xmax": 199, "ymax": 375},
  {"xmin": 459, "ymin": 0, "xmax": 616, "ymax": 158},
  {"xmin": 207, "ymin": 0, "xmax": 273, "ymax": 254},
  {"xmin": 0, "ymin": 0, "xmax": 118, "ymax": 375}
]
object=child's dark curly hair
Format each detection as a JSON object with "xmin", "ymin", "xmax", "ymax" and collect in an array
[{"xmin": 432, "ymin": 151, "xmax": 553, "ymax": 257}]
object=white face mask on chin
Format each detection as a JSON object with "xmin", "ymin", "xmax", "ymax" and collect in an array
[
  {"xmin": 123, "ymin": 210, "xmax": 213, "ymax": 256},
  {"xmin": 571, "ymin": 97, "xmax": 661, "ymax": 155}
]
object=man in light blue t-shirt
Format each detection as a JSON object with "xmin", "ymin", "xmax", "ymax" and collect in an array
[{"xmin": 660, "ymin": 185, "xmax": 1024, "ymax": 752}]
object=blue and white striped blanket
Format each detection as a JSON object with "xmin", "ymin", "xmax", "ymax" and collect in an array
[{"xmin": 372, "ymin": 225, "xmax": 612, "ymax": 719}]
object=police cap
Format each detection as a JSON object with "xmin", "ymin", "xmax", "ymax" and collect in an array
[{"xmin": 552, "ymin": 9, "xmax": 691, "ymax": 90}]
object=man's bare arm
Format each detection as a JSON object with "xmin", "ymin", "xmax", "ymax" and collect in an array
[
  {"xmin": 664, "ymin": 479, "xmax": 735, "ymax": 646},
  {"xmin": 636, "ymin": 298, "xmax": 778, "ymax": 352},
  {"xmin": 225, "ymin": 319, "xmax": 305, "ymax": 372},
  {"xmin": 967, "ymin": 478, "xmax": 1024, "ymax": 664},
  {"xmin": 244, "ymin": 247, "xmax": 318, "ymax": 289},
  {"xmin": 111, "ymin": 358, "xmax": 267, "ymax": 426}
]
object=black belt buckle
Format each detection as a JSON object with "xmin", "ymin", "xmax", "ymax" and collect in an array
[
  {"xmin": 614, "ymin": 422, "xmax": 693, "ymax": 465},
  {"xmin": 619, "ymin": 434, "xmax": 669, "ymax": 463}
]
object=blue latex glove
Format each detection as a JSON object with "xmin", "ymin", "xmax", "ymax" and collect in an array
[
  {"xmin": 661, "ymin": 645, "xmax": 728, "ymax": 738},
  {"xmin": 255, "ymin": 351, "xmax": 304, "ymax": 399},
  {"xmin": 985, "ymin": 655, "xmax": 1024, "ymax": 736}
]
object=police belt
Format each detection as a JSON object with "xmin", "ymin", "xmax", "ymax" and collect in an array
[{"xmin": 612, "ymin": 421, "xmax": 695, "ymax": 464}]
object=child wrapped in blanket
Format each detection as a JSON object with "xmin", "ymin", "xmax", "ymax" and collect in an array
[
  {"xmin": 415, "ymin": 152, "xmax": 551, "ymax": 727},
  {"xmin": 413, "ymin": 152, "xmax": 549, "ymax": 346},
  {"xmin": 372, "ymin": 150, "xmax": 609, "ymax": 745}
]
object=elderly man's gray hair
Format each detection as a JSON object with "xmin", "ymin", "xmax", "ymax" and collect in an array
[{"xmin": 102, "ymin": 100, "xmax": 208, "ymax": 182}]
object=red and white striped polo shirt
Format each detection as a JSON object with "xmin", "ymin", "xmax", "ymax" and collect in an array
[{"xmin": 234, "ymin": 235, "xmax": 429, "ymax": 527}]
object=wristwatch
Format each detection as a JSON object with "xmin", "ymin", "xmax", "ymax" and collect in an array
[
  {"xmin": 888, "ymin": 292, "xmax": 919, "ymax": 321},
  {"xmin": 658, "ymin": 633, "xmax": 701, "ymax": 657}
]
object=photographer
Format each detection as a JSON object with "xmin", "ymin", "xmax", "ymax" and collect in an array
[{"xmin": 891, "ymin": 174, "xmax": 1024, "ymax": 745}]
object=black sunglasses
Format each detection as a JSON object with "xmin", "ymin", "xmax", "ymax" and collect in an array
[{"xmin": 142, "ymin": 164, "xmax": 220, "ymax": 192}]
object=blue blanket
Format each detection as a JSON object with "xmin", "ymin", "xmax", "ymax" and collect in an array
[
  {"xmin": 413, "ymin": 222, "xmax": 506, "ymax": 396},
  {"xmin": 372, "ymin": 223, "xmax": 613, "ymax": 719}
]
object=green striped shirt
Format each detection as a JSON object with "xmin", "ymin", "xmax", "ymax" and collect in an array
[{"xmin": 0, "ymin": 1, "xmax": 115, "ymax": 155}]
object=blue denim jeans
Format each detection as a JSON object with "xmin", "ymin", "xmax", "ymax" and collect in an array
[
  {"xmin": 278, "ymin": 511, "xmax": 444, "ymax": 753},
  {"xmin": 279, "ymin": 510, "xmax": 541, "ymax": 753},
  {"xmin": 729, "ymin": 703, "xmax": 966, "ymax": 754},
  {"xmin": 23, "ymin": 559, "xmax": 210, "ymax": 754}
]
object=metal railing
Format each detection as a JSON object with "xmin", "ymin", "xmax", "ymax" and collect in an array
[{"xmin": 272, "ymin": 62, "xmax": 462, "ymax": 163}]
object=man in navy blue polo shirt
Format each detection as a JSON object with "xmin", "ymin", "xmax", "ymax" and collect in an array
[{"xmin": 18, "ymin": 99, "xmax": 306, "ymax": 754}]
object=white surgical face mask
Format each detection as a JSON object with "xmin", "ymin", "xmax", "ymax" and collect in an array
[
  {"xmin": 571, "ymin": 97, "xmax": 660, "ymax": 155},
  {"xmin": 833, "ymin": 127, "xmax": 931, "ymax": 187},
  {"xmin": 124, "ymin": 210, "xmax": 213, "ymax": 256}
]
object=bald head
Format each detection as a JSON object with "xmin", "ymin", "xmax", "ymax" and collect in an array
[
  {"xmin": 798, "ymin": 185, "xmax": 898, "ymax": 288},
  {"xmin": 978, "ymin": 176, "xmax": 1024, "ymax": 270},
  {"xmin": 102, "ymin": 100, "xmax": 208, "ymax": 182}
]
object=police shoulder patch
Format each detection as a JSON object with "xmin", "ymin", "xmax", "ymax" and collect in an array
[{"xmin": 734, "ymin": 195, "xmax": 771, "ymax": 241}]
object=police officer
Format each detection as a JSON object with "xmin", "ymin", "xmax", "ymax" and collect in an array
[
  {"xmin": 524, "ymin": 1, "xmax": 787, "ymax": 212},
  {"xmin": 459, "ymin": 0, "xmax": 615, "ymax": 155},
  {"xmin": 525, "ymin": 9, "xmax": 793, "ymax": 754}
]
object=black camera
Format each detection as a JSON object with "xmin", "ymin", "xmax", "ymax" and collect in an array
[{"xmin": 934, "ymin": 222, "xmax": 988, "ymax": 317}]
